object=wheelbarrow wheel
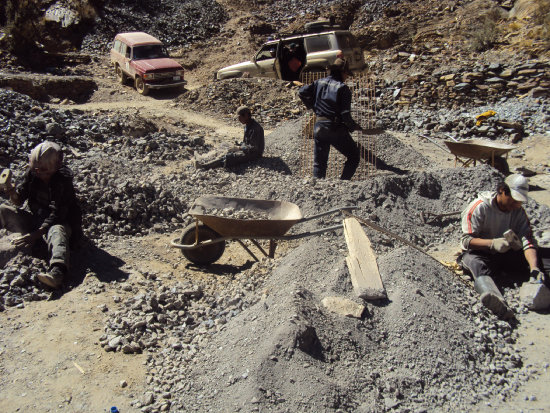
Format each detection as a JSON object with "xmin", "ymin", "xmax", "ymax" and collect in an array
[{"xmin": 180, "ymin": 223, "xmax": 225, "ymax": 265}]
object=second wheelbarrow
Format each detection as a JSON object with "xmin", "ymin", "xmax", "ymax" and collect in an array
[
  {"xmin": 444, "ymin": 139, "xmax": 515, "ymax": 174},
  {"xmin": 170, "ymin": 195, "xmax": 356, "ymax": 265}
]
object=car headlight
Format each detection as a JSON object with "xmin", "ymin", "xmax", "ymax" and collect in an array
[
  {"xmin": 176, "ymin": 70, "xmax": 184, "ymax": 76},
  {"xmin": 143, "ymin": 73, "xmax": 155, "ymax": 80}
]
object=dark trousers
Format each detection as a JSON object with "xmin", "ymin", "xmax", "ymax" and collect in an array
[
  {"xmin": 224, "ymin": 150, "xmax": 259, "ymax": 167},
  {"xmin": 313, "ymin": 121, "xmax": 359, "ymax": 180},
  {"xmin": 0, "ymin": 203, "xmax": 71, "ymax": 269},
  {"xmin": 459, "ymin": 248, "xmax": 550, "ymax": 287},
  {"xmin": 201, "ymin": 150, "xmax": 259, "ymax": 169}
]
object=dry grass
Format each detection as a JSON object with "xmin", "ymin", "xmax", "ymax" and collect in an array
[
  {"xmin": 539, "ymin": 1, "xmax": 550, "ymax": 45},
  {"xmin": 533, "ymin": 0, "xmax": 550, "ymax": 25},
  {"xmin": 469, "ymin": 17, "xmax": 500, "ymax": 52}
]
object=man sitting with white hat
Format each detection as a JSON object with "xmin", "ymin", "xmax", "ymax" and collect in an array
[{"xmin": 458, "ymin": 174, "xmax": 549, "ymax": 319}]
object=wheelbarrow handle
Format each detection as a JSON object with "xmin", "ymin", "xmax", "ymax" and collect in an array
[
  {"xmin": 281, "ymin": 223, "xmax": 345, "ymax": 240},
  {"xmin": 297, "ymin": 206, "xmax": 358, "ymax": 223}
]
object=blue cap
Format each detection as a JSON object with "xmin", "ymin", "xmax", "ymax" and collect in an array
[{"xmin": 110, "ymin": 407, "xmax": 119, "ymax": 413}]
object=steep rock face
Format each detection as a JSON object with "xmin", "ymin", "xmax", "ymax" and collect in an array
[
  {"xmin": 0, "ymin": 73, "xmax": 97, "ymax": 103},
  {"xmin": 1, "ymin": 0, "xmax": 227, "ymax": 64},
  {"xmin": 0, "ymin": 0, "xmax": 99, "ymax": 67}
]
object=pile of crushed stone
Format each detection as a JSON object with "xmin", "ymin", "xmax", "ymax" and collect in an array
[
  {"xmin": 153, "ymin": 237, "xmax": 526, "ymax": 412},
  {"xmin": 178, "ymin": 78, "xmax": 304, "ymax": 129},
  {"xmin": 95, "ymin": 119, "xmax": 547, "ymax": 411},
  {"xmin": 89, "ymin": 116, "xmax": 547, "ymax": 411},
  {"xmin": 80, "ymin": 0, "xmax": 227, "ymax": 52},
  {"xmin": 110, "ymin": 225, "xmax": 542, "ymax": 412},
  {"xmin": 2, "ymin": 89, "xmax": 549, "ymax": 313},
  {"xmin": 0, "ymin": 89, "xmax": 210, "ymax": 242}
]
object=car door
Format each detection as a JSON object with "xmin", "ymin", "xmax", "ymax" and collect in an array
[
  {"xmin": 110, "ymin": 39, "xmax": 122, "ymax": 65},
  {"xmin": 274, "ymin": 40, "xmax": 283, "ymax": 80},
  {"xmin": 335, "ymin": 33, "xmax": 365, "ymax": 70},
  {"xmin": 303, "ymin": 34, "xmax": 333, "ymax": 70},
  {"xmin": 120, "ymin": 43, "xmax": 134, "ymax": 77},
  {"xmin": 252, "ymin": 43, "xmax": 278, "ymax": 78}
]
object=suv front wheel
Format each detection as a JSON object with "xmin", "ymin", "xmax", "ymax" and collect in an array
[
  {"xmin": 115, "ymin": 65, "xmax": 127, "ymax": 84},
  {"xmin": 135, "ymin": 77, "xmax": 150, "ymax": 95}
]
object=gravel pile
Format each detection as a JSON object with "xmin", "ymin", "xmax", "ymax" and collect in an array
[
  {"xmin": 99, "ymin": 282, "xmax": 203, "ymax": 354},
  {"xmin": 94, "ymin": 116, "xmax": 547, "ymax": 411},
  {"xmin": 80, "ymin": 0, "xmax": 227, "ymax": 52},
  {"xmin": 0, "ymin": 89, "xmax": 210, "ymax": 242},
  {"xmin": 149, "ymin": 238, "xmax": 530, "ymax": 412},
  {"xmin": 0, "ymin": 232, "xmax": 51, "ymax": 311},
  {"xmin": 178, "ymin": 78, "xmax": 304, "ymax": 129},
  {"xmin": 376, "ymin": 61, "xmax": 550, "ymax": 141},
  {"xmin": 0, "ymin": 89, "xmax": 202, "ymax": 168},
  {"xmin": 201, "ymin": 207, "xmax": 272, "ymax": 220}
]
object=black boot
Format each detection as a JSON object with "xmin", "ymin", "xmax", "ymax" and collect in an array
[{"xmin": 474, "ymin": 276, "xmax": 514, "ymax": 320}]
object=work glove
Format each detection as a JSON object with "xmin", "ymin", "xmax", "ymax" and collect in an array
[
  {"xmin": 12, "ymin": 231, "xmax": 42, "ymax": 248},
  {"xmin": 529, "ymin": 268, "xmax": 547, "ymax": 284},
  {"xmin": 490, "ymin": 238, "xmax": 511, "ymax": 253}
]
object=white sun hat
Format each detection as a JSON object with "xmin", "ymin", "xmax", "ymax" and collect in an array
[{"xmin": 505, "ymin": 173, "xmax": 529, "ymax": 202}]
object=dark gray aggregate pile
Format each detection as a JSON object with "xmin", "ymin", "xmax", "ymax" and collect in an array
[
  {"xmin": 376, "ymin": 61, "xmax": 550, "ymax": 142},
  {"xmin": 380, "ymin": 95, "xmax": 550, "ymax": 142},
  {"xmin": 149, "ymin": 238, "xmax": 527, "ymax": 412},
  {"xmin": 178, "ymin": 78, "xmax": 304, "ymax": 130},
  {"xmin": 80, "ymin": 0, "xmax": 227, "ymax": 52}
]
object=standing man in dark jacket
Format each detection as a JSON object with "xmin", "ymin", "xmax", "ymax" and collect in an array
[
  {"xmin": 0, "ymin": 141, "xmax": 82, "ymax": 289},
  {"xmin": 195, "ymin": 106, "xmax": 265, "ymax": 169},
  {"xmin": 298, "ymin": 58, "xmax": 362, "ymax": 180}
]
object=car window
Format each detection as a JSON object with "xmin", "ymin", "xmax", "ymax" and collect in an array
[
  {"xmin": 132, "ymin": 44, "xmax": 169, "ymax": 60},
  {"xmin": 256, "ymin": 44, "xmax": 276, "ymax": 61},
  {"xmin": 305, "ymin": 36, "xmax": 331, "ymax": 53},
  {"xmin": 113, "ymin": 40, "xmax": 121, "ymax": 52},
  {"xmin": 122, "ymin": 44, "xmax": 130, "ymax": 58},
  {"xmin": 335, "ymin": 34, "xmax": 359, "ymax": 50}
]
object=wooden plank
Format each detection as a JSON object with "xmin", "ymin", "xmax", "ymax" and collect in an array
[{"xmin": 343, "ymin": 217, "xmax": 386, "ymax": 300}]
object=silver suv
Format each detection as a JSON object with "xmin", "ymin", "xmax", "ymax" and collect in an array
[{"xmin": 216, "ymin": 28, "xmax": 365, "ymax": 81}]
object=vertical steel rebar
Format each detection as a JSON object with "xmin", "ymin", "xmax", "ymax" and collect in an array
[{"xmin": 299, "ymin": 71, "xmax": 377, "ymax": 180}]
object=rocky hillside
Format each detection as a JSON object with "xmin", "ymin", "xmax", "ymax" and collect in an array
[
  {"xmin": 1, "ymin": 1, "xmax": 550, "ymax": 413},
  {"xmin": 1, "ymin": 0, "xmax": 549, "ymax": 71}
]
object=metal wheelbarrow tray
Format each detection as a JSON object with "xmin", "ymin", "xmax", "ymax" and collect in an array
[
  {"xmin": 171, "ymin": 195, "xmax": 356, "ymax": 265},
  {"xmin": 444, "ymin": 139, "xmax": 515, "ymax": 170}
]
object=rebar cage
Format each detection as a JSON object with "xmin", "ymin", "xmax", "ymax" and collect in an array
[{"xmin": 299, "ymin": 71, "xmax": 378, "ymax": 180}]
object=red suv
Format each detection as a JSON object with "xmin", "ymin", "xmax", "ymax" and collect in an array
[{"xmin": 110, "ymin": 32, "xmax": 186, "ymax": 95}]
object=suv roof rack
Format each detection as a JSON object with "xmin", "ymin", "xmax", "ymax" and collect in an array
[
  {"xmin": 269, "ymin": 18, "xmax": 344, "ymax": 40},
  {"xmin": 304, "ymin": 20, "xmax": 341, "ymax": 33},
  {"xmin": 273, "ymin": 27, "xmax": 344, "ymax": 41}
]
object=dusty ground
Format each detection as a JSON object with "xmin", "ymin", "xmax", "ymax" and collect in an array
[
  {"xmin": 1, "ymin": 1, "xmax": 550, "ymax": 411},
  {"xmin": 1, "ymin": 82, "xmax": 549, "ymax": 411}
]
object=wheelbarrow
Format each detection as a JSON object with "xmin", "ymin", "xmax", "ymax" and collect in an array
[
  {"xmin": 444, "ymin": 139, "xmax": 515, "ymax": 174},
  {"xmin": 170, "ymin": 195, "xmax": 357, "ymax": 265}
]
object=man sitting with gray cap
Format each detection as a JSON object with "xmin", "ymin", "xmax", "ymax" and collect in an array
[
  {"xmin": 458, "ymin": 174, "xmax": 549, "ymax": 319},
  {"xmin": 195, "ymin": 106, "xmax": 264, "ymax": 169}
]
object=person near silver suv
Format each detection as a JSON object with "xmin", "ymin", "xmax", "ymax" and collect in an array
[{"xmin": 216, "ymin": 26, "xmax": 365, "ymax": 81}]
